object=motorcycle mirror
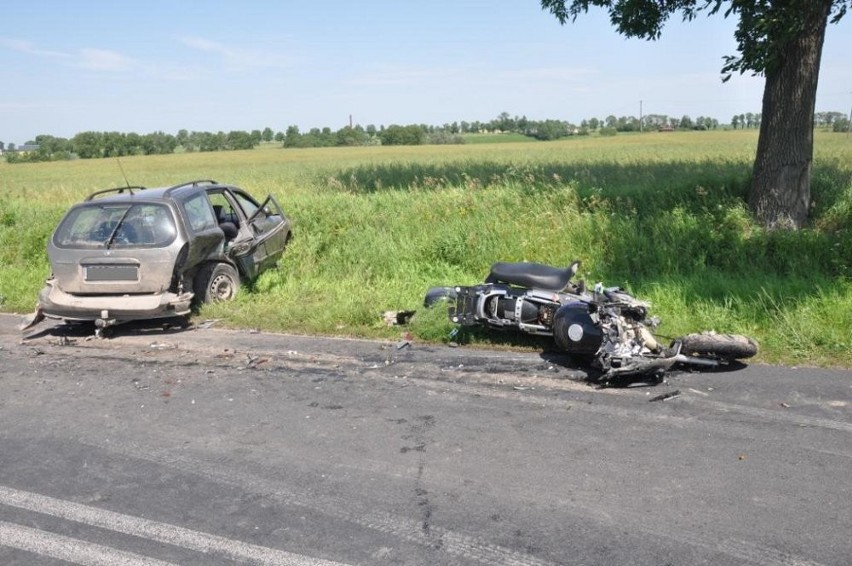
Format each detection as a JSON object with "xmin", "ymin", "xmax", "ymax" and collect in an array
[{"xmin": 568, "ymin": 260, "xmax": 581, "ymax": 278}]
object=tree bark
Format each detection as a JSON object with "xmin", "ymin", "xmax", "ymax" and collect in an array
[{"xmin": 748, "ymin": 1, "xmax": 832, "ymax": 230}]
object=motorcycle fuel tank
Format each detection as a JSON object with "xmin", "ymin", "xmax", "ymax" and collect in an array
[{"xmin": 553, "ymin": 301, "xmax": 603, "ymax": 354}]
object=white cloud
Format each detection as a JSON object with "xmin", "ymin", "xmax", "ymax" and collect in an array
[
  {"xmin": 77, "ymin": 48, "xmax": 134, "ymax": 72},
  {"xmin": 0, "ymin": 37, "xmax": 70, "ymax": 59},
  {"xmin": 181, "ymin": 36, "xmax": 226, "ymax": 55},
  {"xmin": 180, "ymin": 36, "xmax": 292, "ymax": 71},
  {"xmin": 2, "ymin": 38, "xmax": 134, "ymax": 72}
]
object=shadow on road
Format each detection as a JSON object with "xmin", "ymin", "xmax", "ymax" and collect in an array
[{"xmin": 21, "ymin": 316, "xmax": 199, "ymax": 341}]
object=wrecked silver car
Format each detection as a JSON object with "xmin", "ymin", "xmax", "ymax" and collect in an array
[{"xmin": 23, "ymin": 179, "xmax": 291, "ymax": 334}]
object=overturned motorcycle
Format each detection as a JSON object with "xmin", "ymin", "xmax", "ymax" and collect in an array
[{"xmin": 424, "ymin": 260, "xmax": 758, "ymax": 384}]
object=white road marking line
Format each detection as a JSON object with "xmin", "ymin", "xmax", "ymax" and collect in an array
[
  {"xmin": 0, "ymin": 520, "xmax": 177, "ymax": 566},
  {"xmin": 0, "ymin": 486, "xmax": 352, "ymax": 566},
  {"xmin": 78, "ymin": 443, "xmax": 559, "ymax": 566}
]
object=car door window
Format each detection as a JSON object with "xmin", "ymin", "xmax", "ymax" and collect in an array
[
  {"xmin": 207, "ymin": 191, "xmax": 241, "ymax": 228},
  {"xmin": 233, "ymin": 191, "xmax": 283, "ymax": 236},
  {"xmin": 182, "ymin": 193, "xmax": 217, "ymax": 232},
  {"xmin": 233, "ymin": 192, "xmax": 261, "ymax": 221}
]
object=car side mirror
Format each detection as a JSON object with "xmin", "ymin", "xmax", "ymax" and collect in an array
[{"xmin": 219, "ymin": 221, "xmax": 238, "ymax": 240}]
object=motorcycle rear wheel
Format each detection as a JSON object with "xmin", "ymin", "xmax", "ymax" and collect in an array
[{"xmin": 676, "ymin": 333, "xmax": 758, "ymax": 360}]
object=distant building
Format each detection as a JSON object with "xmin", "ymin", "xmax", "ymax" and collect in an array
[{"xmin": 16, "ymin": 143, "xmax": 40, "ymax": 153}]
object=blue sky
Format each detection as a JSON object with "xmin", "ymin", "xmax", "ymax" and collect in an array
[{"xmin": 2, "ymin": 1, "xmax": 850, "ymax": 144}]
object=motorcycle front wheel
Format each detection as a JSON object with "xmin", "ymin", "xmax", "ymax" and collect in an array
[{"xmin": 676, "ymin": 333, "xmax": 758, "ymax": 360}]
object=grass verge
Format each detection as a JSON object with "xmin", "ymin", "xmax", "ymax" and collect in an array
[{"xmin": 2, "ymin": 130, "xmax": 850, "ymax": 368}]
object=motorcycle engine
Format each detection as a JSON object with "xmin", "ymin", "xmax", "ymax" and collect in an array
[{"xmin": 552, "ymin": 302, "xmax": 603, "ymax": 354}]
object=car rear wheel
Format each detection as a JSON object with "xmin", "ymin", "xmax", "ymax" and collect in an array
[{"xmin": 194, "ymin": 263, "xmax": 240, "ymax": 304}]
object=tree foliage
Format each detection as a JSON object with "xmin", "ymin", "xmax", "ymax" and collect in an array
[
  {"xmin": 63, "ymin": 131, "xmax": 179, "ymax": 158},
  {"xmin": 540, "ymin": 0, "xmax": 851, "ymax": 229},
  {"xmin": 541, "ymin": 1, "xmax": 849, "ymax": 78},
  {"xmin": 380, "ymin": 125, "xmax": 427, "ymax": 146}
]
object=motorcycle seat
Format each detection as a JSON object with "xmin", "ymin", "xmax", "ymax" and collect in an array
[{"xmin": 485, "ymin": 260, "xmax": 580, "ymax": 291}]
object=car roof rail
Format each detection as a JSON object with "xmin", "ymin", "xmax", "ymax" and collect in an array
[
  {"xmin": 165, "ymin": 179, "xmax": 219, "ymax": 193},
  {"xmin": 85, "ymin": 186, "xmax": 148, "ymax": 201}
]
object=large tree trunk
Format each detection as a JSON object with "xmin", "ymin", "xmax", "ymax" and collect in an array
[{"xmin": 749, "ymin": 1, "xmax": 832, "ymax": 230}]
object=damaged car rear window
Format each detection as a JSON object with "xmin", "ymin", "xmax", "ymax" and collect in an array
[{"xmin": 53, "ymin": 203, "xmax": 177, "ymax": 249}]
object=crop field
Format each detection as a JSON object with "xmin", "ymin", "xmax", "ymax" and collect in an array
[{"xmin": 2, "ymin": 129, "xmax": 851, "ymax": 367}]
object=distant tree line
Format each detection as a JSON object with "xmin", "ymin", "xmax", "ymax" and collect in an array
[
  {"xmin": 730, "ymin": 113, "xmax": 761, "ymax": 129},
  {"xmin": 3, "ymin": 109, "xmax": 848, "ymax": 163},
  {"xmin": 280, "ymin": 123, "xmax": 465, "ymax": 148},
  {"xmin": 815, "ymin": 111, "xmax": 851, "ymax": 132},
  {"xmin": 1, "ymin": 128, "xmax": 278, "ymax": 163},
  {"xmin": 728, "ymin": 111, "xmax": 850, "ymax": 131},
  {"xmin": 278, "ymin": 112, "xmax": 730, "ymax": 147}
]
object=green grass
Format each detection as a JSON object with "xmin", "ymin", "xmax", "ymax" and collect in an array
[
  {"xmin": 463, "ymin": 132, "xmax": 536, "ymax": 144},
  {"xmin": 2, "ymin": 130, "xmax": 852, "ymax": 368}
]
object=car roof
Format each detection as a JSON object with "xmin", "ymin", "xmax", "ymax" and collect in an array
[{"xmin": 83, "ymin": 179, "xmax": 223, "ymax": 204}]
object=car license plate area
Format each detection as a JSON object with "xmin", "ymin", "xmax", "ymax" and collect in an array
[{"xmin": 84, "ymin": 264, "xmax": 139, "ymax": 282}]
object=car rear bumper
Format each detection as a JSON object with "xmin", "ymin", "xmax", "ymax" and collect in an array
[{"xmin": 37, "ymin": 279, "xmax": 194, "ymax": 322}]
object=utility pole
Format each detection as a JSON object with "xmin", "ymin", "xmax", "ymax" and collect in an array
[{"xmin": 639, "ymin": 100, "xmax": 643, "ymax": 132}]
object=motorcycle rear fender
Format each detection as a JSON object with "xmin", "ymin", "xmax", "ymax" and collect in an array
[
  {"xmin": 450, "ymin": 284, "xmax": 502, "ymax": 326},
  {"xmin": 450, "ymin": 284, "xmax": 563, "ymax": 335}
]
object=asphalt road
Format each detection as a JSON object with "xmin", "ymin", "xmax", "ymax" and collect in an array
[{"xmin": 0, "ymin": 313, "xmax": 850, "ymax": 565}]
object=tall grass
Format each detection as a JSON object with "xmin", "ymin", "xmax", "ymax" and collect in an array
[{"xmin": 2, "ymin": 130, "xmax": 851, "ymax": 367}]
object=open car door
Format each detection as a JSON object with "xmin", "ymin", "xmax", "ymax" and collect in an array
[{"xmin": 228, "ymin": 193, "xmax": 290, "ymax": 280}]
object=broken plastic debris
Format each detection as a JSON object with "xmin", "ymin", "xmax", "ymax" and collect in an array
[
  {"xmin": 383, "ymin": 310, "xmax": 415, "ymax": 326},
  {"xmin": 19, "ymin": 306, "xmax": 45, "ymax": 332},
  {"xmin": 243, "ymin": 354, "xmax": 269, "ymax": 369},
  {"xmin": 649, "ymin": 390, "xmax": 681, "ymax": 402}
]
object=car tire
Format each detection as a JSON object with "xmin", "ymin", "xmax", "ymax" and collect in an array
[{"xmin": 194, "ymin": 263, "xmax": 240, "ymax": 304}]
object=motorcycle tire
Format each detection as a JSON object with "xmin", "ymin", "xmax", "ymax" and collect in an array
[{"xmin": 676, "ymin": 333, "xmax": 758, "ymax": 360}]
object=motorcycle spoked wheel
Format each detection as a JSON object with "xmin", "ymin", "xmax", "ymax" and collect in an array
[{"xmin": 676, "ymin": 333, "xmax": 758, "ymax": 360}]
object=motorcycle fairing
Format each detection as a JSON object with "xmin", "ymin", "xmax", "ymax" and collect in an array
[{"xmin": 552, "ymin": 301, "xmax": 604, "ymax": 354}]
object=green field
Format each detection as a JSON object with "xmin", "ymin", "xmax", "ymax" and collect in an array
[{"xmin": 2, "ymin": 130, "xmax": 851, "ymax": 367}]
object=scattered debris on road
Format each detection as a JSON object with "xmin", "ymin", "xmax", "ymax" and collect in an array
[
  {"xmin": 649, "ymin": 390, "xmax": 681, "ymax": 402},
  {"xmin": 194, "ymin": 319, "xmax": 220, "ymax": 330},
  {"xmin": 242, "ymin": 353, "xmax": 269, "ymax": 370},
  {"xmin": 382, "ymin": 310, "xmax": 415, "ymax": 326}
]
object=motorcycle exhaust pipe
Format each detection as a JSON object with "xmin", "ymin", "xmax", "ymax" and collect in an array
[
  {"xmin": 673, "ymin": 354, "xmax": 720, "ymax": 368},
  {"xmin": 668, "ymin": 341, "xmax": 720, "ymax": 368}
]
